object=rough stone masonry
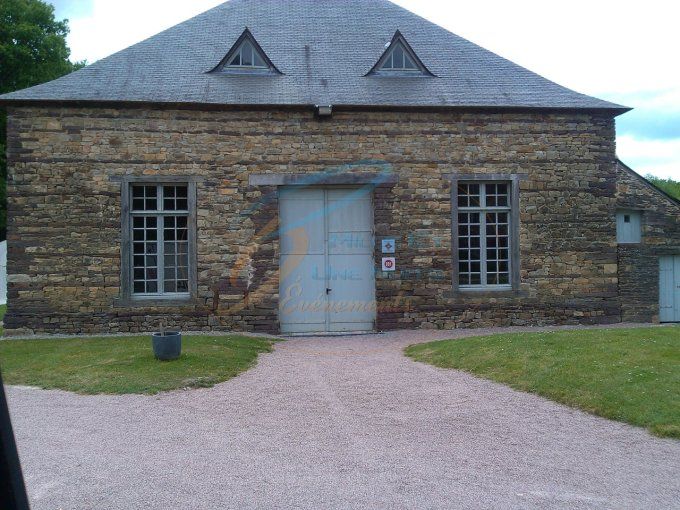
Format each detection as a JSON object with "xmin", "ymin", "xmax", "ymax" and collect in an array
[{"xmin": 5, "ymin": 106, "xmax": 622, "ymax": 334}]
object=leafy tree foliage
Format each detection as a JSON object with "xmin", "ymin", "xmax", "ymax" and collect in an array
[
  {"xmin": 0, "ymin": 0, "xmax": 85, "ymax": 239},
  {"xmin": 645, "ymin": 175, "xmax": 680, "ymax": 201}
]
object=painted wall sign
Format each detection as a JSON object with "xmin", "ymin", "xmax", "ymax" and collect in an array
[
  {"xmin": 382, "ymin": 257, "xmax": 396, "ymax": 271},
  {"xmin": 381, "ymin": 239, "xmax": 396, "ymax": 253}
]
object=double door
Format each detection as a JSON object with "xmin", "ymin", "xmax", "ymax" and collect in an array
[{"xmin": 279, "ymin": 187, "xmax": 376, "ymax": 334}]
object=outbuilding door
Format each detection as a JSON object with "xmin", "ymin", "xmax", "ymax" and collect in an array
[
  {"xmin": 659, "ymin": 256, "xmax": 680, "ymax": 322},
  {"xmin": 279, "ymin": 187, "xmax": 376, "ymax": 334}
]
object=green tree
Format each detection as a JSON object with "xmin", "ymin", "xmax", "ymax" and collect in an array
[
  {"xmin": 645, "ymin": 174, "xmax": 680, "ymax": 201},
  {"xmin": 0, "ymin": 0, "xmax": 85, "ymax": 239}
]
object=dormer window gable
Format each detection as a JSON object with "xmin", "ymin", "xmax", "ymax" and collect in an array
[
  {"xmin": 367, "ymin": 31, "xmax": 434, "ymax": 77},
  {"xmin": 210, "ymin": 28, "xmax": 280, "ymax": 74}
]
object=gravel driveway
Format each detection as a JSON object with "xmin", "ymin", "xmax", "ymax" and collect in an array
[{"xmin": 6, "ymin": 326, "xmax": 680, "ymax": 509}]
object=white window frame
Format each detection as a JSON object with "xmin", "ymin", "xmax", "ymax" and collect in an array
[
  {"xmin": 368, "ymin": 31, "xmax": 433, "ymax": 77},
  {"xmin": 379, "ymin": 41, "xmax": 420, "ymax": 72},
  {"xmin": 226, "ymin": 39, "xmax": 269, "ymax": 69}
]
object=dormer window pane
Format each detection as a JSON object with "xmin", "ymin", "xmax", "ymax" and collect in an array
[
  {"xmin": 229, "ymin": 54, "xmax": 241, "ymax": 66},
  {"xmin": 241, "ymin": 41, "xmax": 254, "ymax": 65},
  {"xmin": 404, "ymin": 54, "xmax": 417, "ymax": 69},
  {"xmin": 393, "ymin": 46, "xmax": 404, "ymax": 68},
  {"xmin": 253, "ymin": 51, "xmax": 266, "ymax": 67}
]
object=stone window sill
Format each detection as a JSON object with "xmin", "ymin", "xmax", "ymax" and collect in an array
[
  {"xmin": 444, "ymin": 289, "xmax": 528, "ymax": 299},
  {"xmin": 113, "ymin": 296, "xmax": 202, "ymax": 308}
]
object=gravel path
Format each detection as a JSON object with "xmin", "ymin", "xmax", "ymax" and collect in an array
[{"xmin": 5, "ymin": 326, "xmax": 680, "ymax": 509}]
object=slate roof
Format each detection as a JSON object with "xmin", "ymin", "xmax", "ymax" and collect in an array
[{"xmin": 0, "ymin": 0, "xmax": 628, "ymax": 112}]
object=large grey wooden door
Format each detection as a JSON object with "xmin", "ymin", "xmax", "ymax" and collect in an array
[
  {"xmin": 659, "ymin": 255, "xmax": 680, "ymax": 322},
  {"xmin": 279, "ymin": 187, "xmax": 376, "ymax": 334}
]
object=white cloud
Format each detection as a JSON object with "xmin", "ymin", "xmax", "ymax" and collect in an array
[{"xmin": 617, "ymin": 135, "xmax": 680, "ymax": 179}]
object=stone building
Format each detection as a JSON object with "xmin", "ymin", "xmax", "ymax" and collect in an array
[
  {"xmin": 615, "ymin": 161, "xmax": 680, "ymax": 323},
  {"xmin": 0, "ymin": 0, "xmax": 677, "ymax": 335}
]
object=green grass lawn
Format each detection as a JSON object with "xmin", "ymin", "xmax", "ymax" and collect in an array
[
  {"xmin": 0, "ymin": 334, "xmax": 275, "ymax": 395},
  {"xmin": 405, "ymin": 326, "xmax": 680, "ymax": 438},
  {"xmin": 0, "ymin": 304, "xmax": 6, "ymax": 335}
]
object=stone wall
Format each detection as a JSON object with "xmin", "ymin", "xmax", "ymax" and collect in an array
[
  {"xmin": 4, "ymin": 106, "xmax": 619, "ymax": 334},
  {"xmin": 616, "ymin": 162, "xmax": 680, "ymax": 322}
]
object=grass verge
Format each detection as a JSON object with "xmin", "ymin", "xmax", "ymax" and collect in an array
[
  {"xmin": 0, "ymin": 334, "xmax": 275, "ymax": 395},
  {"xmin": 405, "ymin": 326, "xmax": 680, "ymax": 438},
  {"xmin": 0, "ymin": 304, "xmax": 6, "ymax": 335}
]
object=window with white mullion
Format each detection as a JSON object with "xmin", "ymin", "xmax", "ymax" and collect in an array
[
  {"xmin": 457, "ymin": 182, "xmax": 511, "ymax": 288},
  {"xmin": 227, "ymin": 39, "xmax": 268, "ymax": 69},
  {"xmin": 380, "ymin": 41, "xmax": 419, "ymax": 71}
]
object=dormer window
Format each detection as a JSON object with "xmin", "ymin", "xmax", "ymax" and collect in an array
[
  {"xmin": 228, "ymin": 39, "xmax": 267, "ymax": 68},
  {"xmin": 380, "ymin": 41, "xmax": 418, "ymax": 71},
  {"xmin": 367, "ymin": 30, "xmax": 433, "ymax": 77},
  {"xmin": 210, "ymin": 28, "xmax": 280, "ymax": 74}
]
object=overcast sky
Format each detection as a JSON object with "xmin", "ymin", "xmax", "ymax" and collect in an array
[{"xmin": 48, "ymin": 0, "xmax": 679, "ymax": 179}]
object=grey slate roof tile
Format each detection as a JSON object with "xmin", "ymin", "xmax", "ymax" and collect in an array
[{"xmin": 0, "ymin": 0, "xmax": 629, "ymax": 111}]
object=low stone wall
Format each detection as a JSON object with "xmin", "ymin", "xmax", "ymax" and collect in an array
[{"xmin": 5, "ymin": 106, "xmax": 619, "ymax": 334}]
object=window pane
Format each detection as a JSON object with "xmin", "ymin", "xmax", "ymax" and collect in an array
[
  {"xmin": 403, "ymin": 53, "xmax": 417, "ymax": 69},
  {"xmin": 253, "ymin": 51, "xmax": 266, "ymax": 67},
  {"xmin": 131, "ymin": 185, "xmax": 157, "ymax": 211},
  {"xmin": 393, "ymin": 46, "xmax": 404, "ymax": 68},
  {"xmin": 484, "ymin": 210, "xmax": 510, "ymax": 286},
  {"xmin": 484, "ymin": 182, "xmax": 509, "ymax": 208},
  {"xmin": 458, "ymin": 183, "xmax": 481, "ymax": 208},
  {"xmin": 382, "ymin": 53, "xmax": 393, "ymax": 69},
  {"xmin": 241, "ymin": 42, "xmax": 253, "ymax": 65},
  {"xmin": 229, "ymin": 54, "xmax": 241, "ymax": 66},
  {"xmin": 162, "ymin": 186, "xmax": 188, "ymax": 211}
]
